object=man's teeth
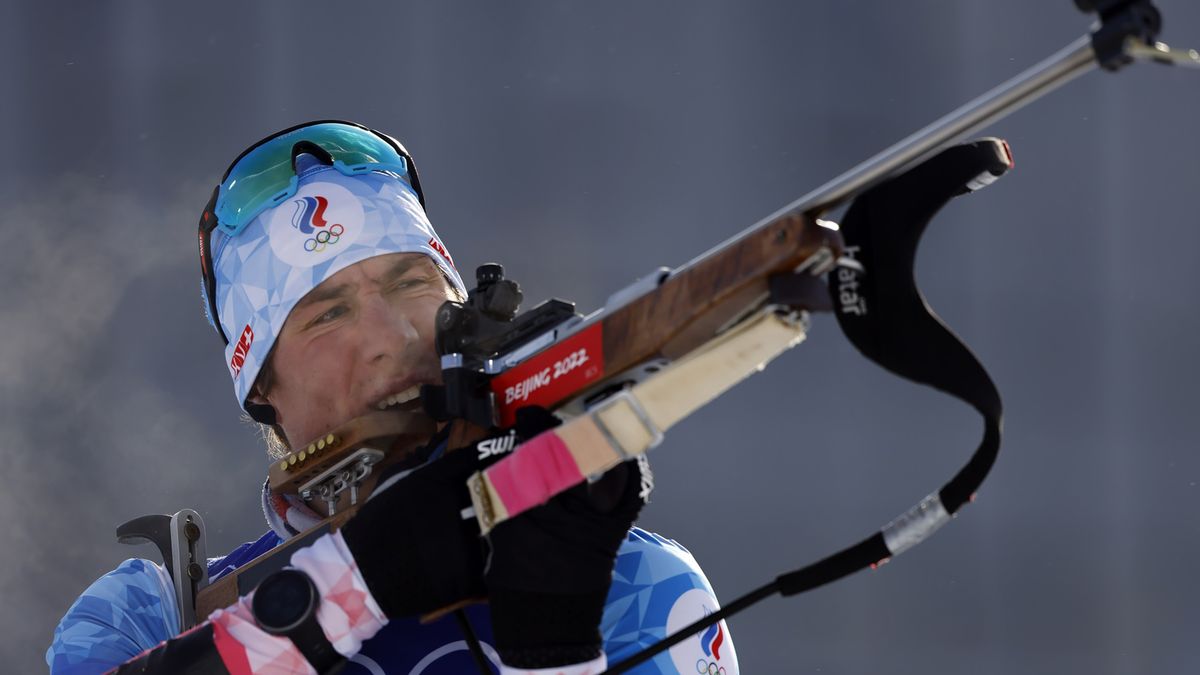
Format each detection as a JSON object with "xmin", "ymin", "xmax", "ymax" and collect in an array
[{"xmin": 375, "ymin": 385, "xmax": 422, "ymax": 410}]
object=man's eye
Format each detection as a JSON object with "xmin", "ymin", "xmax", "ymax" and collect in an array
[
  {"xmin": 387, "ymin": 277, "xmax": 427, "ymax": 293},
  {"xmin": 311, "ymin": 306, "xmax": 347, "ymax": 326}
]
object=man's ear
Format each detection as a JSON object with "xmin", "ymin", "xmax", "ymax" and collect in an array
[
  {"xmin": 245, "ymin": 384, "xmax": 279, "ymax": 426},
  {"xmin": 246, "ymin": 385, "xmax": 270, "ymax": 407}
]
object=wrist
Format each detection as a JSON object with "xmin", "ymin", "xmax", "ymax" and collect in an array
[
  {"xmin": 250, "ymin": 568, "xmax": 345, "ymax": 674},
  {"xmin": 288, "ymin": 531, "xmax": 388, "ymax": 655}
]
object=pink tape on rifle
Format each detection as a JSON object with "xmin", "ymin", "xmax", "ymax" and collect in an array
[{"xmin": 484, "ymin": 429, "xmax": 586, "ymax": 520}]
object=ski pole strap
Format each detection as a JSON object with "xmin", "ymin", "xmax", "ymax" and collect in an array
[
  {"xmin": 601, "ymin": 138, "xmax": 1010, "ymax": 674},
  {"xmin": 467, "ymin": 305, "xmax": 810, "ymax": 534},
  {"xmin": 778, "ymin": 137, "xmax": 1010, "ymax": 590}
]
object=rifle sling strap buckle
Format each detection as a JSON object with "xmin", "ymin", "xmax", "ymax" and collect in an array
[{"xmin": 590, "ymin": 390, "xmax": 663, "ymax": 462}]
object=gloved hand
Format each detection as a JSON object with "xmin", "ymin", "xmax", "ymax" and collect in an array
[
  {"xmin": 340, "ymin": 423, "xmax": 531, "ymax": 619},
  {"xmin": 484, "ymin": 407, "xmax": 651, "ymax": 669}
]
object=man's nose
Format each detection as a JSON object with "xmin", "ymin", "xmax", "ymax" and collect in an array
[{"xmin": 359, "ymin": 295, "xmax": 420, "ymax": 362}]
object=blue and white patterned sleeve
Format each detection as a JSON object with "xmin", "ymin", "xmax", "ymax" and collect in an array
[
  {"xmin": 602, "ymin": 527, "xmax": 740, "ymax": 675},
  {"xmin": 46, "ymin": 558, "xmax": 180, "ymax": 675}
]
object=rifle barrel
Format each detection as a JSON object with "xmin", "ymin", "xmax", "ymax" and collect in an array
[
  {"xmin": 791, "ymin": 35, "xmax": 1096, "ymax": 214},
  {"xmin": 683, "ymin": 35, "xmax": 1096, "ymax": 274}
]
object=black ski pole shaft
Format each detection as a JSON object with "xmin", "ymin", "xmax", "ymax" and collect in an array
[{"xmin": 454, "ymin": 609, "xmax": 492, "ymax": 674}]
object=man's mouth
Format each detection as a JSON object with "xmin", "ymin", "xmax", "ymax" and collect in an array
[{"xmin": 374, "ymin": 384, "xmax": 423, "ymax": 411}]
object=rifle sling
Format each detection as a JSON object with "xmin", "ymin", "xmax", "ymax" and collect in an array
[{"xmin": 601, "ymin": 139, "xmax": 1009, "ymax": 674}]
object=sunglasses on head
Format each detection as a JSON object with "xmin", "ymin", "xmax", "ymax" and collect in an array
[{"xmin": 198, "ymin": 120, "xmax": 425, "ymax": 344}]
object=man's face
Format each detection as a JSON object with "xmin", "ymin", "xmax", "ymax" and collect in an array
[{"xmin": 254, "ymin": 252, "xmax": 457, "ymax": 448}]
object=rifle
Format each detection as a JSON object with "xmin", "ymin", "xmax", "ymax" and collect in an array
[{"xmin": 116, "ymin": 1, "xmax": 1196, "ymax": 671}]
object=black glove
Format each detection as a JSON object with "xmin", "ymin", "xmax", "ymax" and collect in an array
[
  {"xmin": 485, "ymin": 407, "xmax": 651, "ymax": 669},
  {"xmin": 340, "ymin": 423, "xmax": 530, "ymax": 619}
]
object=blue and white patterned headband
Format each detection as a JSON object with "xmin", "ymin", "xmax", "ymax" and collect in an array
[{"xmin": 210, "ymin": 167, "xmax": 466, "ymax": 409}]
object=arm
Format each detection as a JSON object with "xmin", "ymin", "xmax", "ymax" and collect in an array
[
  {"xmin": 47, "ymin": 558, "xmax": 180, "ymax": 674},
  {"xmin": 602, "ymin": 528, "xmax": 740, "ymax": 674},
  {"xmin": 482, "ymin": 407, "xmax": 651, "ymax": 673},
  {"xmin": 47, "ymin": 537, "xmax": 380, "ymax": 675}
]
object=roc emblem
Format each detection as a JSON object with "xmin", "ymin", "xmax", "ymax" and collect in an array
[
  {"xmin": 266, "ymin": 180, "xmax": 363, "ymax": 268},
  {"xmin": 666, "ymin": 589, "xmax": 738, "ymax": 675},
  {"xmin": 291, "ymin": 196, "xmax": 345, "ymax": 253}
]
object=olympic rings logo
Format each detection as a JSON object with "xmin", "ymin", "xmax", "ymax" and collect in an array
[
  {"xmin": 304, "ymin": 223, "xmax": 345, "ymax": 252},
  {"xmin": 696, "ymin": 658, "xmax": 726, "ymax": 675}
]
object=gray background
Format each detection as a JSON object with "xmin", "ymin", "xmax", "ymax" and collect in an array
[{"xmin": 3, "ymin": 1, "xmax": 1198, "ymax": 673}]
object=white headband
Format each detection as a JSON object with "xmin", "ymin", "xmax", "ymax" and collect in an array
[{"xmin": 209, "ymin": 167, "xmax": 465, "ymax": 409}]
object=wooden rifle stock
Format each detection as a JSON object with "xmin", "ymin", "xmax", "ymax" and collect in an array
[{"xmin": 484, "ymin": 212, "xmax": 841, "ymax": 428}]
